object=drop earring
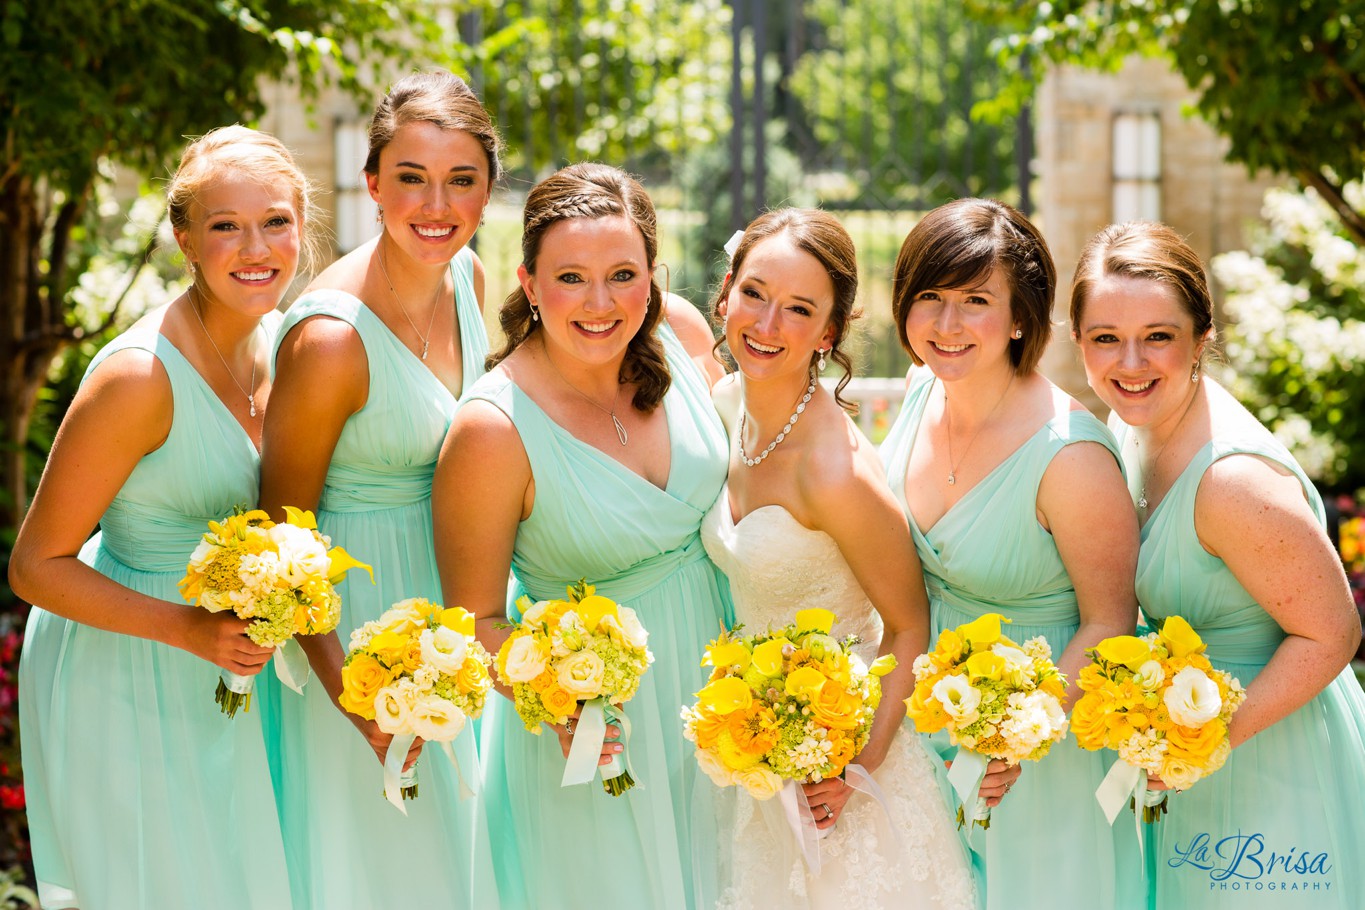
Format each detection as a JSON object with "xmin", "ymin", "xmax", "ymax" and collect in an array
[
  {"xmin": 1191, "ymin": 362, "xmax": 1200, "ymax": 383},
  {"xmin": 375, "ymin": 205, "xmax": 384, "ymax": 224},
  {"xmin": 530, "ymin": 304, "xmax": 540, "ymax": 322},
  {"xmin": 817, "ymin": 348, "xmax": 827, "ymax": 372}
]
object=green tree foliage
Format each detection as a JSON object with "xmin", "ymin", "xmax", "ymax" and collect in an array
[
  {"xmin": 789, "ymin": 0, "xmax": 1017, "ymax": 207},
  {"xmin": 0, "ymin": 0, "xmax": 442, "ymax": 532},
  {"xmin": 969, "ymin": 0, "xmax": 1365, "ymax": 244}
]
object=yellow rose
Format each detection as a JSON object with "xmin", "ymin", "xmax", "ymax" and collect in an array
[
  {"xmin": 456, "ymin": 655, "xmax": 491, "ymax": 694},
  {"xmin": 735, "ymin": 765, "xmax": 784, "ymax": 800},
  {"xmin": 706, "ymin": 640, "xmax": 753, "ymax": 673},
  {"xmin": 964, "ymin": 650, "xmax": 1006, "ymax": 682},
  {"xmin": 539, "ymin": 685, "xmax": 577, "ymax": 721},
  {"xmin": 528, "ymin": 669, "xmax": 555, "ymax": 693},
  {"xmin": 1158, "ymin": 755, "xmax": 1203, "ymax": 791},
  {"xmin": 750, "ymin": 638, "xmax": 790, "ymax": 676},
  {"xmin": 796, "ymin": 608, "xmax": 836, "ymax": 634},
  {"xmin": 339, "ymin": 653, "xmax": 392, "ymax": 720},
  {"xmin": 957, "ymin": 613, "xmax": 1007, "ymax": 647},
  {"xmin": 809, "ymin": 680, "xmax": 863, "ymax": 731},
  {"xmin": 438, "ymin": 607, "xmax": 477, "ymax": 637},
  {"xmin": 1095, "ymin": 635, "xmax": 1151, "ymax": 670},
  {"xmin": 697, "ymin": 677, "xmax": 753, "ymax": 715},
  {"xmin": 1069, "ymin": 694, "xmax": 1111, "ymax": 750},
  {"xmin": 784, "ymin": 666, "xmax": 828, "ymax": 700},
  {"xmin": 575, "ymin": 594, "xmax": 620, "ymax": 632},
  {"xmin": 1159, "ymin": 615, "xmax": 1206, "ymax": 659},
  {"xmin": 905, "ymin": 685, "xmax": 949, "ymax": 734},
  {"xmin": 400, "ymin": 637, "xmax": 424, "ymax": 674},
  {"xmin": 1165, "ymin": 719, "xmax": 1226, "ymax": 763}
]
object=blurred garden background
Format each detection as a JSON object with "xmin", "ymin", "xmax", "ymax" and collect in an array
[{"xmin": 3, "ymin": 0, "xmax": 1364, "ymax": 898}]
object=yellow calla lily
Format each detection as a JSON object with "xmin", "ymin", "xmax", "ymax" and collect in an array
[
  {"xmin": 784, "ymin": 666, "xmax": 828, "ymax": 700},
  {"xmin": 576, "ymin": 594, "xmax": 619, "ymax": 632},
  {"xmin": 696, "ymin": 677, "xmax": 753, "ymax": 715},
  {"xmin": 795, "ymin": 608, "xmax": 836, "ymax": 635},
  {"xmin": 438, "ymin": 607, "xmax": 477, "ymax": 637},
  {"xmin": 958, "ymin": 613, "xmax": 1008, "ymax": 647},
  {"xmin": 868, "ymin": 654, "xmax": 898, "ymax": 677},
  {"xmin": 1160, "ymin": 615, "xmax": 1206, "ymax": 659},
  {"xmin": 1095, "ymin": 635, "xmax": 1151, "ymax": 670},
  {"xmin": 327, "ymin": 546, "xmax": 373, "ymax": 584},
  {"xmin": 705, "ymin": 639, "xmax": 752, "ymax": 672},
  {"xmin": 750, "ymin": 638, "xmax": 790, "ymax": 676},
  {"xmin": 964, "ymin": 650, "xmax": 1007, "ymax": 682},
  {"xmin": 282, "ymin": 506, "xmax": 318, "ymax": 530}
]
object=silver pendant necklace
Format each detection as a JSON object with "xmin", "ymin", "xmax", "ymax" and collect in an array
[
  {"xmin": 376, "ymin": 242, "xmax": 442, "ymax": 360},
  {"xmin": 944, "ymin": 372, "xmax": 1014, "ymax": 485},
  {"xmin": 544, "ymin": 349, "xmax": 629, "ymax": 446},
  {"xmin": 189, "ymin": 286, "xmax": 259, "ymax": 417}
]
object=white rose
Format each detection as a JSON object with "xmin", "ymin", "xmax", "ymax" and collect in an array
[
  {"xmin": 373, "ymin": 685, "xmax": 413, "ymax": 735},
  {"xmin": 502, "ymin": 635, "xmax": 549, "ymax": 683},
  {"xmin": 199, "ymin": 589, "xmax": 233, "ymax": 614},
  {"xmin": 694, "ymin": 748, "xmax": 737, "ymax": 788},
  {"xmin": 737, "ymin": 765, "xmax": 784, "ymax": 801},
  {"xmin": 558, "ymin": 610, "xmax": 585, "ymax": 633},
  {"xmin": 419, "ymin": 625, "xmax": 468, "ymax": 675},
  {"xmin": 932, "ymin": 674, "xmax": 982, "ymax": 725},
  {"xmin": 187, "ymin": 539, "xmax": 216, "ymax": 572},
  {"xmin": 556, "ymin": 649, "xmax": 606, "ymax": 698},
  {"xmin": 1133, "ymin": 659, "xmax": 1166, "ymax": 691},
  {"xmin": 268, "ymin": 523, "xmax": 329, "ymax": 587},
  {"xmin": 410, "ymin": 695, "xmax": 467, "ymax": 742},
  {"xmin": 1158, "ymin": 756, "xmax": 1203, "ymax": 791},
  {"xmin": 520, "ymin": 599, "xmax": 551, "ymax": 625},
  {"xmin": 615, "ymin": 607, "xmax": 650, "ymax": 650},
  {"xmin": 1163, "ymin": 666, "xmax": 1222, "ymax": 727}
]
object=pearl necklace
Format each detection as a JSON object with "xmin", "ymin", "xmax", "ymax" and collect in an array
[{"xmin": 738, "ymin": 370, "xmax": 817, "ymax": 468}]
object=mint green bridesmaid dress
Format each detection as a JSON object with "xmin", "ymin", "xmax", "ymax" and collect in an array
[
  {"xmin": 18, "ymin": 316, "xmax": 293, "ymax": 910},
  {"xmin": 1116, "ymin": 419, "xmax": 1365, "ymax": 909},
  {"xmin": 260, "ymin": 247, "xmax": 499, "ymax": 909},
  {"xmin": 470, "ymin": 324, "xmax": 730, "ymax": 910},
  {"xmin": 881, "ymin": 368, "xmax": 1145, "ymax": 910}
]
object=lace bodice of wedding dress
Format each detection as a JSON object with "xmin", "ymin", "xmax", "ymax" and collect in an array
[{"xmin": 700, "ymin": 490, "xmax": 976, "ymax": 910}]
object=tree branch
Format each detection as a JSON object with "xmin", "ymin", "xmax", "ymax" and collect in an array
[
  {"xmin": 78, "ymin": 213, "xmax": 165, "ymax": 341},
  {"xmin": 1299, "ymin": 167, "xmax": 1365, "ymax": 247}
]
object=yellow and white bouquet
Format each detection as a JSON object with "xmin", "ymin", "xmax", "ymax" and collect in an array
[
  {"xmin": 495, "ymin": 580, "xmax": 652, "ymax": 796},
  {"xmin": 905, "ymin": 613, "xmax": 1069, "ymax": 828},
  {"xmin": 179, "ymin": 506, "xmax": 370, "ymax": 717},
  {"xmin": 340, "ymin": 598, "xmax": 493, "ymax": 811},
  {"xmin": 1072, "ymin": 615, "xmax": 1245, "ymax": 823},
  {"xmin": 682, "ymin": 608, "xmax": 894, "ymax": 798}
]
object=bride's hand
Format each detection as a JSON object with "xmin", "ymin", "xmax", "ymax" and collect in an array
[
  {"xmin": 802, "ymin": 776, "xmax": 854, "ymax": 829},
  {"xmin": 551, "ymin": 713, "xmax": 622, "ymax": 766}
]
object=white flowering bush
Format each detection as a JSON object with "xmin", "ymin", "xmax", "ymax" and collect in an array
[{"xmin": 1214, "ymin": 179, "xmax": 1365, "ymax": 487}]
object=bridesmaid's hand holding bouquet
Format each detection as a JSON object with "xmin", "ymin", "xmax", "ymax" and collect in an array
[
  {"xmin": 495, "ymin": 579, "xmax": 653, "ymax": 796},
  {"xmin": 179, "ymin": 506, "xmax": 370, "ymax": 717},
  {"xmin": 905, "ymin": 613, "xmax": 1069, "ymax": 829}
]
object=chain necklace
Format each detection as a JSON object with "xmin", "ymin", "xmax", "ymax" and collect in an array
[
  {"xmin": 738, "ymin": 368, "xmax": 818, "ymax": 468},
  {"xmin": 375, "ymin": 242, "xmax": 442, "ymax": 360},
  {"xmin": 1135, "ymin": 383, "xmax": 1201, "ymax": 510},
  {"xmin": 544, "ymin": 349, "xmax": 629, "ymax": 445},
  {"xmin": 188, "ymin": 286, "xmax": 260, "ymax": 417},
  {"xmin": 944, "ymin": 372, "xmax": 1015, "ymax": 486}
]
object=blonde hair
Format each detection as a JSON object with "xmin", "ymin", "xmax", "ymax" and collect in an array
[{"xmin": 168, "ymin": 125, "xmax": 318, "ymax": 274}]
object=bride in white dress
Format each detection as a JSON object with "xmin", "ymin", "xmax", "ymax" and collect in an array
[{"xmin": 699, "ymin": 210, "xmax": 980, "ymax": 910}]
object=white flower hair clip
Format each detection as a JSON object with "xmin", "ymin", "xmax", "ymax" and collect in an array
[{"xmin": 723, "ymin": 229, "xmax": 745, "ymax": 263}]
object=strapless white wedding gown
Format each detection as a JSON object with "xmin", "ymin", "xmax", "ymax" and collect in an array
[{"xmin": 700, "ymin": 491, "xmax": 976, "ymax": 910}]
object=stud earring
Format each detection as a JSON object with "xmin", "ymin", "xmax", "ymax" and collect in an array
[
  {"xmin": 375, "ymin": 205, "xmax": 384, "ymax": 224},
  {"xmin": 1012, "ymin": 328, "xmax": 1023, "ymax": 339}
]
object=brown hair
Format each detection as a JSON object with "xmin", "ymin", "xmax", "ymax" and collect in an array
[
  {"xmin": 364, "ymin": 71, "xmax": 503, "ymax": 183},
  {"xmin": 710, "ymin": 208, "xmax": 862, "ymax": 411},
  {"xmin": 890, "ymin": 198, "xmax": 1055, "ymax": 375},
  {"xmin": 168, "ymin": 124, "xmax": 318, "ymax": 274},
  {"xmin": 488, "ymin": 163, "xmax": 671, "ymax": 412},
  {"xmin": 1070, "ymin": 221, "xmax": 1215, "ymax": 347}
]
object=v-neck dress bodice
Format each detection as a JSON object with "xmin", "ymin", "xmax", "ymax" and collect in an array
[
  {"xmin": 19, "ymin": 315, "xmax": 292, "ymax": 910},
  {"xmin": 881, "ymin": 367, "xmax": 1144, "ymax": 910},
  {"xmin": 473, "ymin": 324, "xmax": 732, "ymax": 910},
  {"xmin": 1116, "ymin": 420, "xmax": 1365, "ymax": 909},
  {"xmin": 700, "ymin": 495, "xmax": 976, "ymax": 910},
  {"xmin": 259, "ymin": 246, "xmax": 500, "ymax": 910}
]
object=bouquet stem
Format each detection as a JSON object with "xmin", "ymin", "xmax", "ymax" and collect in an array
[
  {"xmin": 602, "ymin": 767, "xmax": 635, "ymax": 796},
  {"xmin": 400, "ymin": 764, "xmax": 419, "ymax": 801},
  {"xmin": 215, "ymin": 671, "xmax": 255, "ymax": 718},
  {"xmin": 1134, "ymin": 787, "xmax": 1168, "ymax": 824},
  {"xmin": 955, "ymin": 796, "xmax": 992, "ymax": 830}
]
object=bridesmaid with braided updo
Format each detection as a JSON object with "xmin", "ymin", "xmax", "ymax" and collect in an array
[{"xmin": 435, "ymin": 162, "xmax": 729, "ymax": 910}]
